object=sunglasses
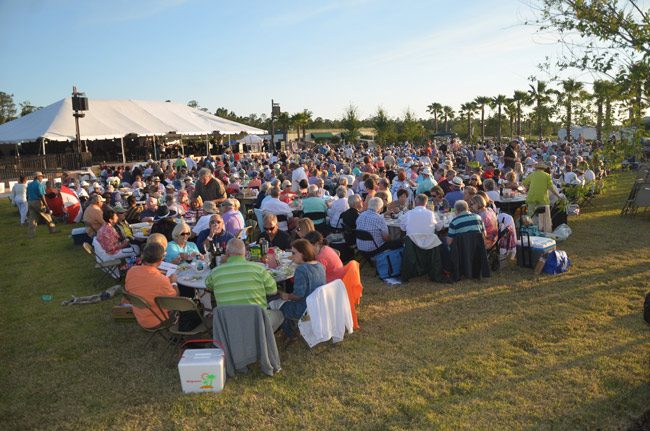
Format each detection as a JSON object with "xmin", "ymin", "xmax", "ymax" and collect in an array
[
  {"xmin": 210, "ymin": 220, "xmax": 223, "ymax": 225},
  {"xmin": 180, "ymin": 232, "xmax": 191, "ymax": 236},
  {"xmin": 264, "ymin": 225, "xmax": 277, "ymax": 230}
]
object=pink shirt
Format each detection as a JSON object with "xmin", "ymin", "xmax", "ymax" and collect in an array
[{"xmin": 317, "ymin": 245, "xmax": 344, "ymax": 283}]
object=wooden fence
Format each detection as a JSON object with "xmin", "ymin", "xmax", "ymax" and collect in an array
[{"xmin": 0, "ymin": 152, "xmax": 92, "ymax": 183}]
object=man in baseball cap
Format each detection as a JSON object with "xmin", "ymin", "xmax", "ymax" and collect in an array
[{"xmin": 26, "ymin": 171, "xmax": 58, "ymax": 238}]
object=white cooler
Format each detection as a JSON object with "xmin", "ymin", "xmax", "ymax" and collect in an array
[
  {"xmin": 517, "ymin": 236, "xmax": 556, "ymax": 268},
  {"xmin": 178, "ymin": 348, "xmax": 225, "ymax": 394}
]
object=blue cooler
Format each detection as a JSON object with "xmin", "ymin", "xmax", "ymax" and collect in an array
[{"xmin": 517, "ymin": 236, "xmax": 556, "ymax": 268}]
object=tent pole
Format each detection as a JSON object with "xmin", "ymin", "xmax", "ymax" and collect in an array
[
  {"xmin": 120, "ymin": 137, "xmax": 126, "ymax": 164},
  {"xmin": 205, "ymin": 134, "xmax": 209, "ymax": 157},
  {"xmin": 42, "ymin": 139, "xmax": 47, "ymax": 170},
  {"xmin": 153, "ymin": 135, "xmax": 158, "ymax": 161}
]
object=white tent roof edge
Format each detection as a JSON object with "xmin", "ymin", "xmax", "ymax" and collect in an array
[{"xmin": 0, "ymin": 98, "xmax": 266, "ymax": 144}]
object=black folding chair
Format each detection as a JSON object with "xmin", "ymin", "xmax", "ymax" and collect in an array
[
  {"xmin": 305, "ymin": 211, "xmax": 329, "ymax": 236},
  {"xmin": 353, "ymin": 229, "xmax": 381, "ymax": 268},
  {"xmin": 487, "ymin": 223, "xmax": 510, "ymax": 272}
]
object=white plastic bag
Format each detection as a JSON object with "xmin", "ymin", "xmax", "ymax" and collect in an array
[{"xmin": 551, "ymin": 223, "xmax": 572, "ymax": 242}]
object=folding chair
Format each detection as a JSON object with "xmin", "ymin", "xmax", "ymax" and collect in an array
[
  {"xmin": 122, "ymin": 290, "xmax": 171, "ymax": 346},
  {"xmin": 237, "ymin": 226, "xmax": 252, "ymax": 241},
  {"xmin": 304, "ymin": 211, "xmax": 329, "ymax": 235},
  {"xmin": 154, "ymin": 296, "xmax": 211, "ymax": 354},
  {"xmin": 253, "ymin": 208, "xmax": 266, "ymax": 233},
  {"xmin": 82, "ymin": 242, "xmax": 122, "ymax": 288},
  {"xmin": 487, "ymin": 223, "xmax": 510, "ymax": 272},
  {"xmin": 353, "ymin": 229, "xmax": 381, "ymax": 268}
]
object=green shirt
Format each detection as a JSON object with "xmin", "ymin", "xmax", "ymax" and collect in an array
[
  {"xmin": 301, "ymin": 197, "xmax": 328, "ymax": 224},
  {"xmin": 523, "ymin": 170, "xmax": 553, "ymax": 206},
  {"xmin": 205, "ymin": 256, "xmax": 277, "ymax": 308}
]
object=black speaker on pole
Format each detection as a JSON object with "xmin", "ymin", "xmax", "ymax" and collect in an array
[{"xmin": 72, "ymin": 96, "xmax": 89, "ymax": 111}]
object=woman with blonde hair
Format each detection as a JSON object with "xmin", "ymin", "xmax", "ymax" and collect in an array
[
  {"xmin": 165, "ymin": 221, "xmax": 200, "ymax": 264},
  {"xmin": 469, "ymin": 195, "xmax": 498, "ymax": 249},
  {"xmin": 295, "ymin": 217, "xmax": 315, "ymax": 239}
]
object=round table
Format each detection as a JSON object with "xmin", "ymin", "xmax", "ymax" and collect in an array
[{"xmin": 176, "ymin": 261, "xmax": 296, "ymax": 289}]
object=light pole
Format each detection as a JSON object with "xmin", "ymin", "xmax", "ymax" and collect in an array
[
  {"xmin": 271, "ymin": 99, "xmax": 280, "ymax": 152},
  {"xmin": 71, "ymin": 86, "xmax": 89, "ymax": 155}
]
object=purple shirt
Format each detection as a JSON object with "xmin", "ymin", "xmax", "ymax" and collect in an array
[{"xmin": 222, "ymin": 209, "xmax": 244, "ymax": 237}]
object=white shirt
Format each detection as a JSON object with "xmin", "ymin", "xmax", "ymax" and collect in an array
[
  {"xmin": 328, "ymin": 197, "xmax": 349, "ymax": 228},
  {"xmin": 185, "ymin": 157, "xmax": 197, "ymax": 171},
  {"xmin": 260, "ymin": 198, "xmax": 293, "ymax": 231},
  {"xmin": 399, "ymin": 205, "xmax": 442, "ymax": 250},
  {"xmin": 193, "ymin": 214, "xmax": 213, "ymax": 234},
  {"xmin": 11, "ymin": 183, "xmax": 27, "ymax": 203},
  {"xmin": 298, "ymin": 279, "xmax": 353, "ymax": 348},
  {"xmin": 583, "ymin": 169, "xmax": 596, "ymax": 183},
  {"xmin": 563, "ymin": 171, "xmax": 582, "ymax": 186},
  {"xmin": 291, "ymin": 167, "xmax": 308, "ymax": 192}
]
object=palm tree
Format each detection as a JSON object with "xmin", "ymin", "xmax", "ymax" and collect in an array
[
  {"xmin": 300, "ymin": 109, "xmax": 312, "ymax": 140},
  {"xmin": 504, "ymin": 99, "xmax": 517, "ymax": 140},
  {"xmin": 512, "ymin": 90, "xmax": 530, "ymax": 136},
  {"xmin": 491, "ymin": 95, "xmax": 508, "ymax": 143},
  {"xmin": 291, "ymin": 113, "xmax": 305, "ymax": 141},
  {"xmin": 561, "ymin": 79, "xmax": 584, "ymax": 140},
  {"xmin": 442, "ymin": 106, "xmax": 454, "ymax": 132},
  {"xmin": 460, "ymin": 102, "xmax": 477, "ymax": 142},
  {"xmin": 276, "ymin": 112, "xmax": 292, "ymax": 145},
  {"xmin": 426, "ymin": 102, "xmax": 443, "ymax": 133},
  {"xmin": 528, "ymin": 80, "xmax": 551, "ymax": 140},
  {"xmin": 616, "ymin": 61, "xmax": 649, "ymax": 124},
  {"xmin": 473, "ymin": 96, "xmax": 491, "ymax": 141}
]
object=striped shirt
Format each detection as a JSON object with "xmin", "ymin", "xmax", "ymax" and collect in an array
[
  {"xmin": 448, "ymin": 212, "xmax": 485, "ymax": 238},
  {"xmin": 205, "ymin": 256, "xmax": 277, "ymax": 308}
]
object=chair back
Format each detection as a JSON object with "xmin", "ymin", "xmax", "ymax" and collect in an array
[
  {"xmin": 253, "ymin": 208, "xmax": 266, "ymax": 233},
  {"xmin": 298, "ymin": 279, "xmax": 353, "ymax": 348},
  {"xmin": 155, "ymin": 296, "xmax": 200, "ymax": 313},
  {"xmin": 353, "ymin": 229, "xmax": 379, "ymax": 248},
  {"xmin": 339, "ymin": 260, "xmax": 363, "ymax": 330},
  {"xmin": 123, "ymin": 290, "xmax": 165, "ymax": 323},
  {"xmin": 237, "ymin": 226, "xmax": 252, "ymax": 239},
  {"xmin": 305, "ymin": 212, "xmax": 327, "ymax": 223}
]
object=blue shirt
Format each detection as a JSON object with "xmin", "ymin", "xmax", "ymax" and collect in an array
[
  {"xmin": 26, "ymin": 180, "xmax": 45, "ymax": 201},
  {"xmin": 445, "ymin": 190, "xmax": 465, "ymax": 207},
  {"xmin": 293, "ymin": 262, "xmax": 326, "ymax": 300},
  {"xmin": 195, "ymin": 229, "xmax": 234, "ymax": 253},
  {"xmin": 165, "ymin": 240, "xmax": 200, "ymax": 263}
]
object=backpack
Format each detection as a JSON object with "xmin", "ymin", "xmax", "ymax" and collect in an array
[
  {"xmin": 542, "ymin": 250, "xmax": 571, "ymax": 274},
  {"xmin": 375, "ymin": 247, "xmax": 403, "ymax": 279}
]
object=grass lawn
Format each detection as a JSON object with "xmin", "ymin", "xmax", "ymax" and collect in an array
[{"xmin": 1, "ymin": 171, "xmax": 649, "ymax": 430}]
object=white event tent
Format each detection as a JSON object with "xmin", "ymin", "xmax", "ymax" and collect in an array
[{"xmin": 0, "ymin": 98, "xmax": 265, "ymax": 161}]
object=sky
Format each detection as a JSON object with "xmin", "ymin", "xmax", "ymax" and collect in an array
[{"xmin": 0, "ymin": 0, "xmax": 569, "ymax": 120}]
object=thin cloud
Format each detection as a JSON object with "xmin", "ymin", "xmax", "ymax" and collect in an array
[
  {"xmin": 84, "ymin": 0, "xmax": 192, "ymax": 24},
  {"xmin": 266, "ymin": 0, "xmax": 373, "ymax": 27}
]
